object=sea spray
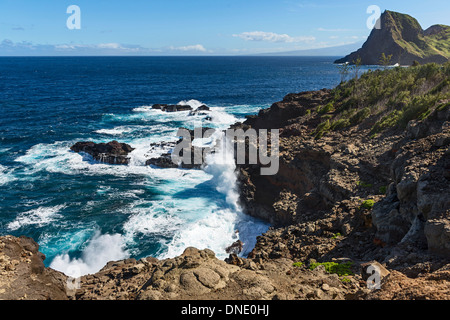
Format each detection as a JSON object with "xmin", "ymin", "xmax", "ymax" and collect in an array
[{"xmin": 50, "ymin": 231, "xmax": 129, "ymax": 277}]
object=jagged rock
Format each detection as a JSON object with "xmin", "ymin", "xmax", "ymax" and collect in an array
[
  {"xmin": 0, "ymin": 236, "xmax": 68, "ymax": 300},
  {"xmin": 152, "ymin": 104, "xmax": 193, "ymax": 112},
  {"xmin": 189, "ymin": 105, "xmax": 211, "ymax": 116},
  {"xmin": 70, "ymin": 140, "xmax": 135, "ymax": 165},
  {"xmin": 237, "ymin": 80, "xmax": 449, "ymax": 278},
  {"xmin": 225, "ymin": 240, "xmax": 243, "ymax": 255},
  {"xmin": 145, "ymin": 127, "xmax": 217, "ymax": 169},
  {"xmin": 360, "ymin": 261, "xmax": 390, "ymax": 281},
  {"xmin": 360, "ymin": 267, "xmax": 450, "ymax": 300}
]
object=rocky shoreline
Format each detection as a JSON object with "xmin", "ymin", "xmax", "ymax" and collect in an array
[{"xmin": 1, "ymin": 69, "xmax": 450, "ymax": 299}]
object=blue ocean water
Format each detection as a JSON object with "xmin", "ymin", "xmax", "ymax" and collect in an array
[{"xmin": 0, "ymin": 56, "xmax": 344, "ymax": 275}]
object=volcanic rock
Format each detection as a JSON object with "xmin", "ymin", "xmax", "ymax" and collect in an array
[{"xmin": 70, "ymin": 140, "xmax": 135, "ymax": 165}]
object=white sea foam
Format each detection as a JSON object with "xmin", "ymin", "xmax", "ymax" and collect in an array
[
  {"xmin": 50, "ymin": 231, "xmax": 129, "ymax": 277},
  {"xmin": 95, "ymin": 127, "xmax": 134, "ymax": 135},
  {"xmin": 122, "ymin": 202, "xmax": 184, "ymax": 239},
  {"xmin": 157, "ymin": 130, "xmax": 269, "ymax": 259},
  {"xmin": 16, "ymin": 101, "xmax": 269, "ymax": 272},
  {"xmin": 131, "ymin": 105, "xmax": 153, "ymax": 113},
  {"xmin": 14, "ymin": 141, "xmax": 159, "ymax": 178},
  {"xmin": 7, "ymin": 205, "xmax": 66, "ymax": 231},
  {"xmin": 159, "ymin": 207, "xmax": 238, "ymax": 260},
  {"xmin": 177, "ymin": 99, "xmax": 204, "ymax": 109},
  {"xmin": 0, "ymin": 164, "xmax": 17, "ymax": 186}
]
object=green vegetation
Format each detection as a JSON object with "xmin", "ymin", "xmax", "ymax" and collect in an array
[
  {"xmin": 292, "ymin": 262, "xmax": 304, "ymax": 268},
  {"xmin": 317, "ymin": 61, "xmax": 450, "ymax": 140},
  {"xmin": 385, "ymin": 11, "xmax": 450, "ymax": 60},
  {"xmin": 318, "ymin": 102, "xmax": 335, "ymax": 115},
  {"xmin": 379, "ymin": 53, "xmax": 393, "ymax": 69},
  {"xmin": 312, "ymin": 119, "xmax": 331, "ymax": 140},
  {"xmin": 340, "ymin": 276, "xmax": 352, "ymax": 283},
  {"xmin": 379, "ymin": 186, "xmax": 387, "ymax": 195},
  {"xmin": 357, "ymin": 181, "xmax": 373, "ymax": 188},
  {"xmin": 352, "ymin": 57, "xmax": 363, "ymax": 79},
  {"xmin": 309, "ymin": 261, "xmax": 354, "ymax": 277},
  {"xmin": 361, "ymin": 199, "xmax": 376, "ymax": 210},
  {"xmin": 331, "ymin": 233, "xmax": 342, "ymax": 239}
]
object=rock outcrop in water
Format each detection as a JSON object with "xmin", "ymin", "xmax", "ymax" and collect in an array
[
  {"xmin": 152, "ymin": 104, "xmax": 193, "ymax": 112},
  {"xmin": 335, "ymin": 10, "xmax": 450, "ymax": 65},
  {"xmin": 70, "ymin": 141, "xmax": 135, "ymax": 165},
  {"xmin": 146, "ymin": 127, "xmax": 217, "ymax": 169}
]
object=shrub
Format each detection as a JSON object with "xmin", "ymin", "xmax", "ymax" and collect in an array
[
  {"xmin": 309, "ymin": 261, "xmax": 354, "ymax": 276},
  {"xmin": 330, "ymin": 118, "xmax": 350, "ymax": 131},
  {"xmin": 436, "ymin": 102, "xmax": 450, "ymax": 111},
  {"xmin": 361, "ymin": 199, "xmax": 375, "ymax": 210},
  {"xmin": 399, "ymin": 94, "xmax": 439, "ymax": 127},
  {"xmin": 293, "ymin": 262, "xmax": 304, "ymax": 268},
  {"xmin": 357, "ymin": 181, "xmax": 373, "ymax": 188},
  {"xmin": 379, "ymin": 186, "xmax": 387, "ymax": 195},
  {"xmin": 370, "ymin": 110, "xmax": 403, "ymax": 134},
  {"xmin": 313, "ymin": 120, "xmax": 331, "ymax": 139},
  {"xmin": 318, "ymin": 102, "xmax": 335, "ymax": 115},
  {"xmin": 350, "ymin": 107, "xmax": 371, "ymax": 126}
]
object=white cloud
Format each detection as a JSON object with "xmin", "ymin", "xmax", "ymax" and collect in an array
[
  {"xmin": 233, "ymin": 31, "xmax": 315, "ymax": 43},
  {"xmin": 97, "ymin": 43, "xmax": 123, "ymax": 49},
  {"xmin": 168, "ymin": 44, "xmax": 207, "ymax": 52},
  {"xmin": 0, "ymin": 39, "xmax": 209, "ymax": 55},
  {"xmin": 318, "ymin": 28, "xmax": 353, "ymax": 32}
]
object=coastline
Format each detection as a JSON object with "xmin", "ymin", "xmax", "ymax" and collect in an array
[{"xmin": 1, "ymin": 62, "xmax": 449, "ymax": 300}]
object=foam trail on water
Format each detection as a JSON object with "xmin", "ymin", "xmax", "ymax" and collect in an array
[
  {"xmin": 159, "ymin": 130, "xmax": 269, "ymax": 259},
  {"xmin": 7, "ymin": 205, "xmax": 66, "ymax": 231},
  {"xmin": 0, "ymin": 164, "xmax": 16, "ymax": 186}
]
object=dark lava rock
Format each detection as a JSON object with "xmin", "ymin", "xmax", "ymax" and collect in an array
[{"xmin": 70, "ymin": 140, "xmax": 135, "ymax": 165}]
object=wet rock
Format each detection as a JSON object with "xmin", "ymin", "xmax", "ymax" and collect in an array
[
  {"xmin": 70, "ymin": 140, "xmax": 135, "ymax": 165},
  {"xmin": 152, "ymin": 104, "xmax": 193, "ymax": 112}
]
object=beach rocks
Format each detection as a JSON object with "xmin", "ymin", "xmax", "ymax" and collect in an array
[{"xmin": 70, "ymin": 140, "xmax": 135, "ymax": 165}]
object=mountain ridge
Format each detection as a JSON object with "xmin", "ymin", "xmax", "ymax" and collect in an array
[{"xmin": 335, "ymin": 10, "xmax": 450, "ymax": 65}]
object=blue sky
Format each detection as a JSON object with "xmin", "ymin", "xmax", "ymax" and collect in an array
[{"xmin": 0, "ymin": 0, "xmax": 449, "ymax": 55}]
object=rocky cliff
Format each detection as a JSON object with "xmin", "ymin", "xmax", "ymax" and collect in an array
[
  {"xmin": 335, "ymin": 10, "xmax": 450, "ymax": 65},
  {"xmin": 235, "ymin": 62, "xmax": 450, "ymax": 296}
]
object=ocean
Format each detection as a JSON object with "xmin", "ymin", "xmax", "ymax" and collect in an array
[{"xmin": 0, "ymin": 56, "xmax": 345, "ymax": 276}]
